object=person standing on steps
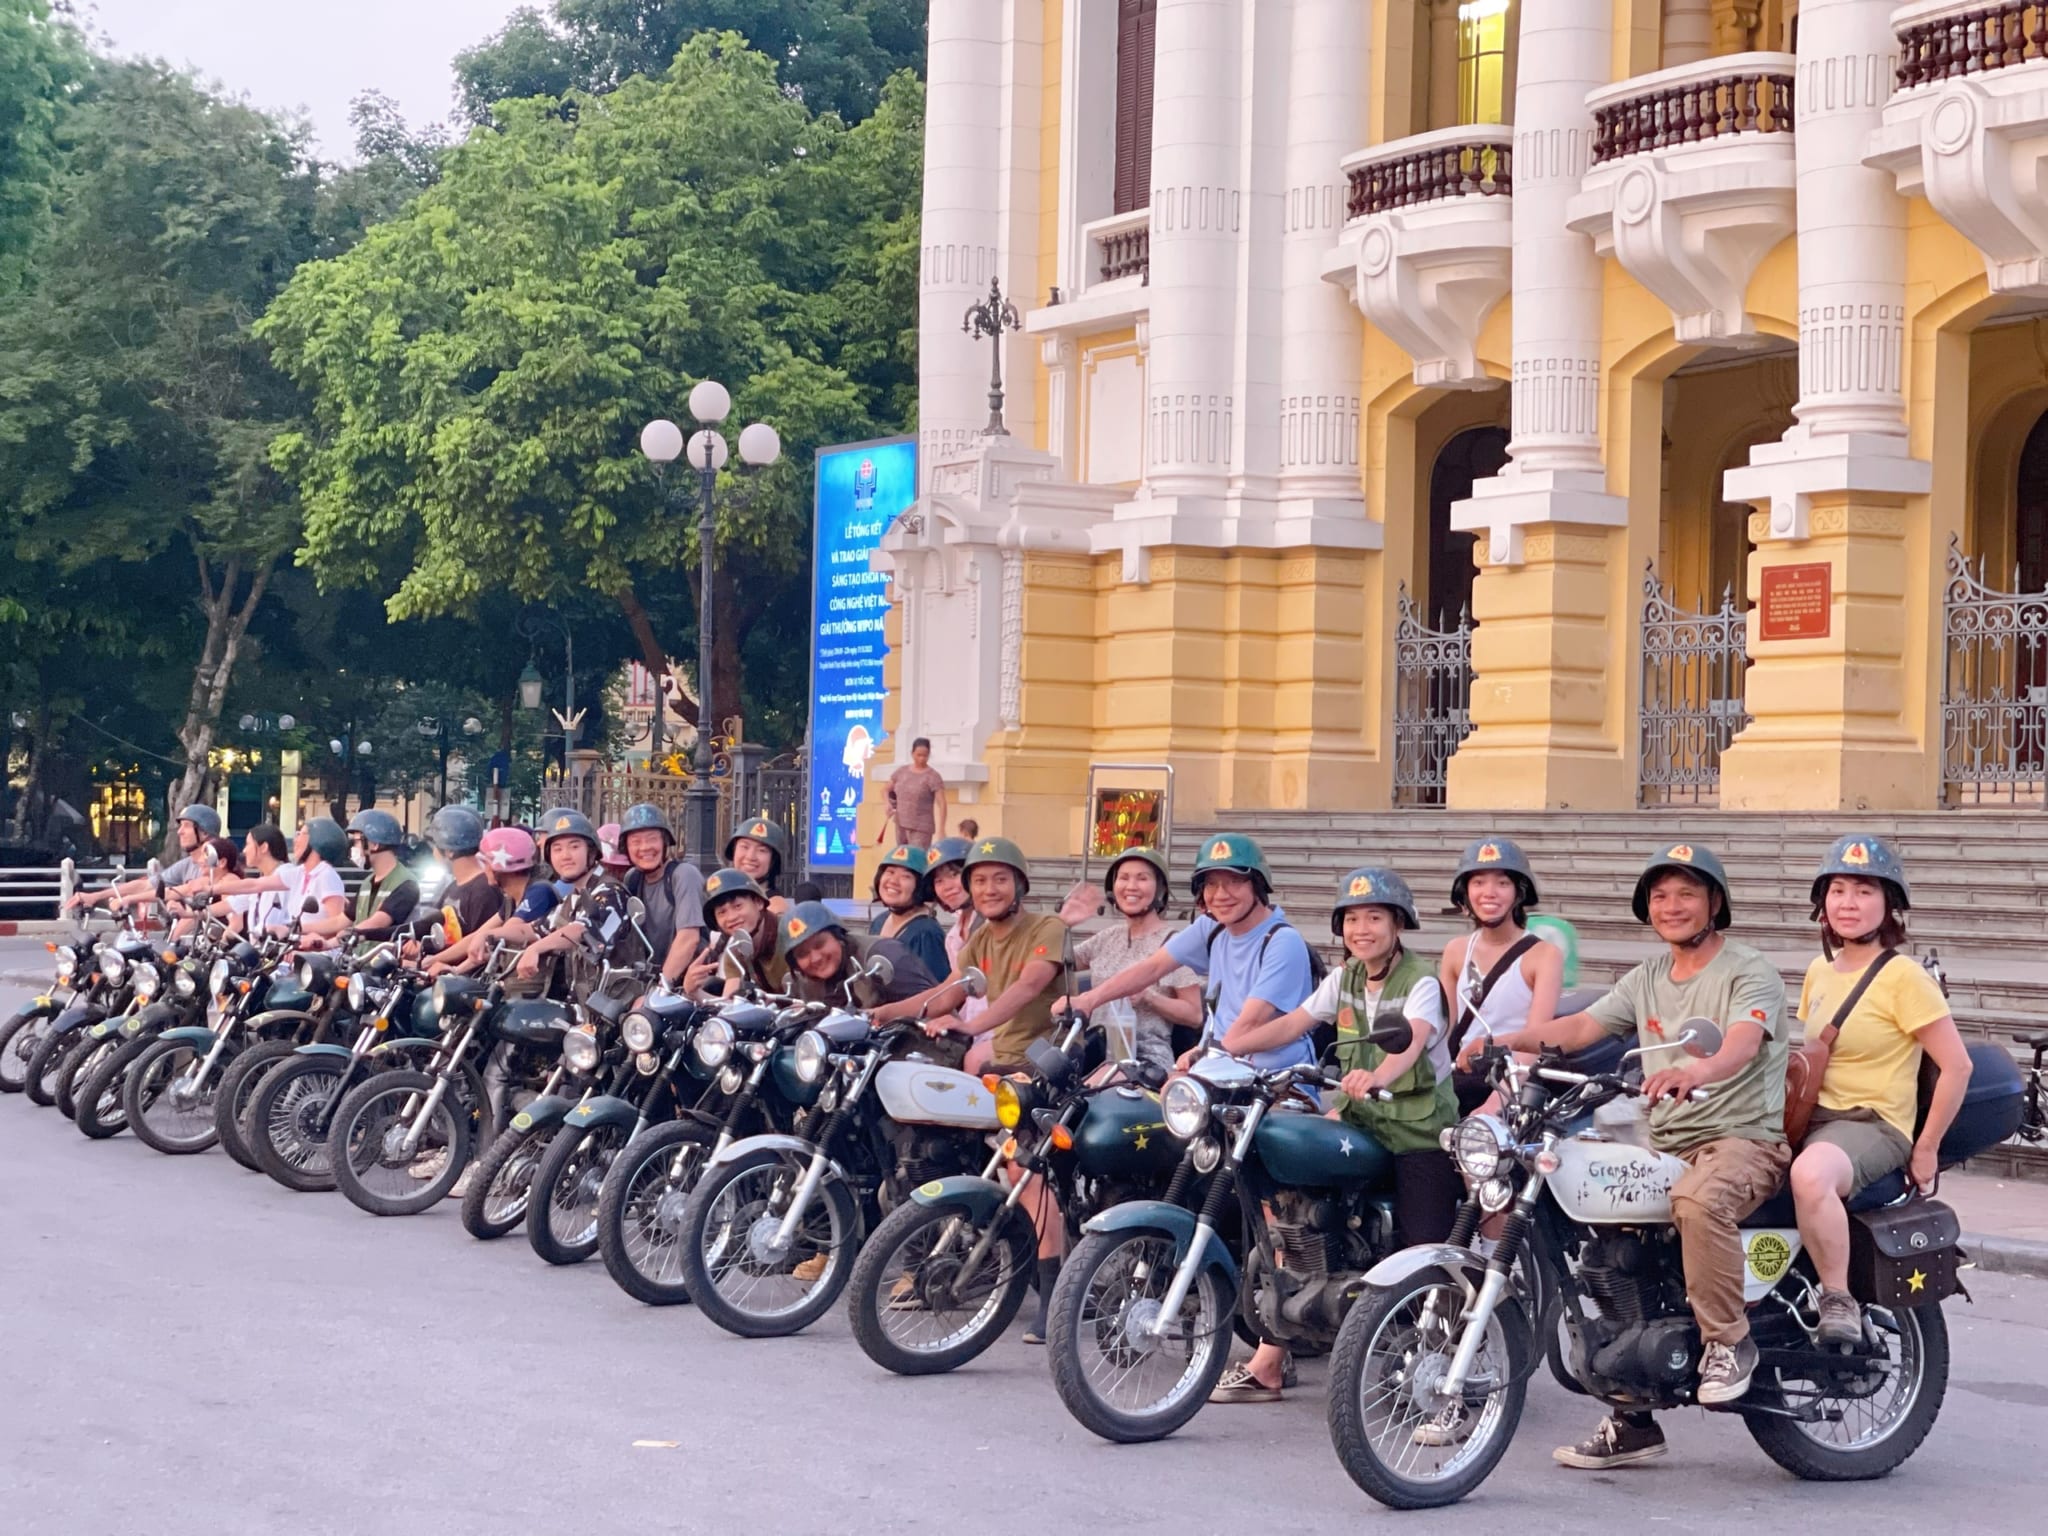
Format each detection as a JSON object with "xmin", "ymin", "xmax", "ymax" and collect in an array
[
  {"xmin": 1440, "ymin": 837, "xmax": 1562, "ymax": 1114},
  {"xmin": 883, "ymin": 738, "xmax": 947, "ymax": 850}
]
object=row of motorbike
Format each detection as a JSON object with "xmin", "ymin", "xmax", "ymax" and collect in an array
[{"xmin": 1, "ymin": 863, "xmax": 2005, "ymax": 1509}]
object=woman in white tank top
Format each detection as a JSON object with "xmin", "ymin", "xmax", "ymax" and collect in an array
[{"xmin": 1437, "ymin": 837, "xmax": 1562, "ymax": 1108}]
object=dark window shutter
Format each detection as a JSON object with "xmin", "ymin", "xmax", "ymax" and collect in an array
[{"xmin": 1114, "ymin": 0, "xmax": 1158, "ymax": 215}]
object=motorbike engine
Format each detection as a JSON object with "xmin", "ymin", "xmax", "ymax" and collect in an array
[
  {"xmin": 882, "ymin": 1122, "xmax": 978, "ymax": 1196},
  {"xmin": 1571, "ymin": 1231, "xmax": 1699, "ymax": 1394},
  {"xmin": 1264, "ymin": 1192, "xmax": 1357, "ymax": 1336}
]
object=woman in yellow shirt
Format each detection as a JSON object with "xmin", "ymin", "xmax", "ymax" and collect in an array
[{"xmin": 1790, "ymin": 835, "xmax": 1972, "ymax": 1346}]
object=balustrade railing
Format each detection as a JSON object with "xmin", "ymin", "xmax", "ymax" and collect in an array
[
  {"xmin": 1099, "ymin": 225, "xmax": 1150, "ymax": 285},
  {"xmin": 1345, "ymin": 138, "xmax": 1512, "ymax": 220},
  {"xmin": 1592, "ymin": 65, "xmax": 1794, "ymax": 164},
  {"xmin": 1897, "ymin": 1, "xmax": 2048, "ymax": 88}
]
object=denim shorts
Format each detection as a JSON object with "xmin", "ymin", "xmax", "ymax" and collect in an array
[{"xmin": 1804, "ymin": 1106, "xmax": 1913, "ymax": 1193}]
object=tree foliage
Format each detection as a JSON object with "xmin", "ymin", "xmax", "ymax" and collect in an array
[
  {"xmin": 264, "ymin": 36, "xmax": 922, "ymax": 745},
  {"xmin": 0, "ymin": 0, "xmax": 82, "ymax": 289},
  {"xmin": 454, "ymin": 0, "xmax": 925, "ymax": 126}
]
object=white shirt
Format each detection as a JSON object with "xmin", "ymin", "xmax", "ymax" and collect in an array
[
  {"xmin": 1303, "ymin": 970, "xmax": 1452, "ymax": 1082},
  {"xmin": 254, "ymin": 861, "xmax": 345, "ymax": 931}
]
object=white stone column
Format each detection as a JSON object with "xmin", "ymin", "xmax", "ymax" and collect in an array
[
  {"xmin": 1144, "ymin": 0, "xmax": 1243, "ymax": 503},
  {"xmin": 1275, "ymin": 0, "xmax": 1368, "ymax": 518},
  {"xmin": 919, "ymin": 1, "xmax": 1005, "ymax": 490},
  {"xmin": 1661, "ymin": 0, "xmax": 1714, "ymax": 67}
]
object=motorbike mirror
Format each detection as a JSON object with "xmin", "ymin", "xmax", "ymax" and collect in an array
[
  {"xmin": 1365, "ymin": 1019, "xmax": 1414, "ymax": 1055},
  {"xmin": 303, "ymin": 898, "xmax": 321, "ymax": 914},
  {"xmin": 1676, "ymin": 1017, "xmax": 1724, "ymax": 1058},
  {"xmin": 627, "ymin": 896, "xmax": 647, "ymax": 924},
  {"xmin": 726, "ymin": 930, "xmax": 754, "ymax": 965},
  {"xmin": 959, "ymin": 966, "xmax": 988, "ymax": 1001},
  {"xmin": 864, "ymin": 953, "xmax": 895, "ymax": 989},
  {"xmin": 147, "ymin": 856, "xmax": 164, "ymax": 879}
]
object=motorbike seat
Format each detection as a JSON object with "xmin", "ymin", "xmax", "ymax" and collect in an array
[{"xmin": 1746, "ymin": 1169, "xmax": 1908, "ymax": 1230}]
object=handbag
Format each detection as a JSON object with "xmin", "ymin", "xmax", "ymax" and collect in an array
[{"xmin": 1784, "ymin": 948, "xmax": 1899, "ymax": 1144}]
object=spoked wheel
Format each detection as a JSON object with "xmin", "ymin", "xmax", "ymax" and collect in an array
[
  {"xmin": 678, "ymin": 1145, "xmax": 860, "ymax": 1339},
  {"xmin": 56, "ymin": 1034, "xmax": 122, "ymax": 1121},
  {"xmin": 847, "ymin": 1195, "xmax": 1036, "ymax": 1376},
  {"xmin": 24, "ymin": 1023, "xmax": 90, "ymax": 1108},
  {"xmin": 123, "ymin": 1038, "xmax": 223, "ymax": 1154},
  {"xmin": 214, "ymin": 1039, "xmax": 297, "ymax": 1171},
  {"xmin": 249, "ymin": 1056, "xmax": 352, "ymax": 1192},
  {"xmin": 462, "ymin": 1122, "xmax": 553, "ymax": 1240},
  {"xmin": 527, "ymin": 1123, "xmax": 628, "ymax": 1266},
  {"xmin": 0, "ymin": 1005, "xmax": 59, "ymax": 1094},
  {"xmin": 596, "ymin": 1120, "xmax": 720, "ymax": 1304},
  {"xmin": 74, "ymin": 1031, "xmax": 153, "ymax": 1139},
  {"xmin": 1746, "ymin": 1303, "xmax": 1949, "ymax": 1480},
  {"xmin": 1045, "ymin": 1227, "xmax": 1236, "ymax": 1444},
  {"xmin": 330, "ymin": 1070, "xmax": 471, "ymax": 1217},
  {"xmin": 1326, "ymin": 1267, "xmax": 1529, "ymax": 1510}
]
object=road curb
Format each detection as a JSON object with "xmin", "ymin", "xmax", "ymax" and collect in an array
[{"xmin": 1966, "ymin": 1232, "xmax": 2048, "ymax": 1280}]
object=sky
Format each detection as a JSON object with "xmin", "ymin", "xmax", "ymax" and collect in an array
[{"xmin": 80, "ymin": 0, "xmax": 534, "ymax": 158}]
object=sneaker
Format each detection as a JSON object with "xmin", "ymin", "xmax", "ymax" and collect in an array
[
  {"xmin": 1413, "ymin": 1406, "xmax": 1465, "ymax": 1447},
  {"xmin": 1208, "ymin": 1362, "xmax": 1283, "ymax": 1404},
  {"xmin": 791, "ymin": 1252, "xmax": 830, "ymax": 1282},
  {"xmin": 407, "ymin": 1148, "xmax": 450, "ymax": 1182},
  {"xmin": 449, "ymin": 1164, "xmax": 475, "ymax": 1201},
  {"xmin": 1816, "ymin": 1288, "xmax": 1863, "ymax": 1347},
  {"xmin": 1553, "ymin": 1414, "xmax": 1667, "ymax": 1469},
  {"xmin": 1697, "ymin": 1336, "xmax": 1757, "ymax": 1405}
]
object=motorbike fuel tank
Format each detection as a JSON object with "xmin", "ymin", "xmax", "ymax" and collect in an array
[
  {"xmin": 1546, "ymin": 1136, "xmax": 1686, "ymax": 1224},
  {"xmin": 874, "ymin": 1060, "xmax": 1001, "ymax": 1129},
  {"xmin": 1070, "ymin": 1086, "xmax": 1181, "ymax": 1178},
  {"xmin": 1254, "ymin": 1110, "xmax": 1393, "ymax": 1190}
]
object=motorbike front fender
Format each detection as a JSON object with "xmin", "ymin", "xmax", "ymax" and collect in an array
[
  {"xmin": 49, "ymin": 1001, "xmax": 106, "ymax": 1038},
  {"xmin": 243, "ymin": 1008, "xmax": 320, "ymax": 1039},
  {"xmin": 707, "ymin": 1131, "xmax": 845, "ymax": 1183},
  {"xmin": 369, "ymin": 1036, "xmax": 442, "ymax": 1059},
  {"xmin": 1363, "ymin": 1243, "xmax": 1492, "ymax": 1300},
  {"xmin": 1081, "ymin": 1200, "xmax": 1239, "ymax": 1282},
  {"xmin": 158, "ymin": 1025, "xmax": 220, "ymax": 1052},
  {"xmin": 508, "ymin": 1095, "xmax": 578, "ymax": 1135},
  {"xmin": 908, "ymin": 1174, "xmax": 1009, "ymax": 1224},
  {"xmin": 291, "ymin": 1042, "xmax": 355, "ymax": 1062},
  {"xmin": 562, "ymin": 1095, "xmax": 638, "ymax": 1132}
]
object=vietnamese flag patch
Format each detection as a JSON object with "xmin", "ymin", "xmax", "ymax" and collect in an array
[{"xmin": 1750, "ymin": 1008, "xmax": 1768, "ymax": 1024}]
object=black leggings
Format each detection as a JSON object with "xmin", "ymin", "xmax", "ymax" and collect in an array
[{"xmin": 1392, "ymin": 1148, "xmax": 1463, "ymax": 1248}]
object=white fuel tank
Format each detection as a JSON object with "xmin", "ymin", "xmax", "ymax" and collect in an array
[
  {"xmin": 1546, "ymin": 1137, "xmax": 1687, "ymax": 1224},
  {"xmin": 874, "ymin": 1060, "xmax": 1002, "ymax": 1129}
]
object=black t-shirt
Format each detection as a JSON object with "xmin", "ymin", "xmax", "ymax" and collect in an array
[
  {"xmin": 444, "ymin": 872, "xmax": 506, "ymax": 940},
  {"xmin": 371, "ymin": 879, "xmax": 420, "ymax": 925}
]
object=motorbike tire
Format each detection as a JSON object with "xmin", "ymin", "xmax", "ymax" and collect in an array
[
  {"xmin": 122, "ymin": 1036, "xmax": 223, "ymax": 1154},
  {"xmin": 1326, "ymin": 1265, "xmax": 1529, "ymax": 1511},
  {"xmin": 330, "ymin": 1069, "xmax": 472, "ymax": 1217},
  {"xmin": 847, "ymin": 1195, "xmax": 1036, "ymax": 1376},
  {"xmin": 595, "ymin": 1118, "xmax": 721, "ymax": 1305},
  {"xmin": 461, "ymin": 1121, "xmax": 554, "ymax": 1240},
  {"xmin": 1744, "ymin": 1302, "xmax": 1949, "ymax": 1481},
  {"xmin": 55, "ymin": 1032, "xmax": 118, "ymax": 1120},
  {"xmin": 74, "ymin": 1031, "xmax": 154, "ymax": 1139},
  {"xmin": 0, "ymin": 1001, "xmax": 59, "ymax": 1093},
  {"xmin": 23, "ymin": 1020, "xmax": 86, "ymax": 1107},
  {"xmin": 527, "ymin": 1122, "xmax": 627, "ymax": 1267},
  {"xmin": 677, "ymin": 1144, "xmax": 862, "ymax": 1339},
  {"xmin": 1045, "ymin": 1225, "xmax": 1237, "ymax": 1444},
  {"xmin": 214, "ymin": 1038, "xmax": 298, "ymax": 1171},
  {"xmin": 249, "ymin": 1054, "xmax": 352, "ymax": 1192}
]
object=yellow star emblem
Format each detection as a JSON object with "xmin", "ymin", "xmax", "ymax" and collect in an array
[
  {"xmin": 1906, "ymin": 1268, "xmax": 1926, "ymax": 1293},
  {"xmin": 1133, "ymin": 1131, "xmax": 1149, "ymax": 1151},
  {"xmin": 979, "ymin": 841, "xmax": 997, "ymax": 853}
]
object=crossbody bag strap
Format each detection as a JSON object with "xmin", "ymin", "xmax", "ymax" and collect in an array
[
  {"xmin": 1812, "ymin": 947, "xmax": 1901, "ymax": 1048},
  {"xmin": 1447, "ymin": 933, "xmax": 1541, "ymax": 1058}
]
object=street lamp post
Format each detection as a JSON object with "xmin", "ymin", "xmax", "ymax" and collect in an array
[
  {"xmin": 641, "ymin": 384, "xmax": 780, "ymax": 871},
  {"xmin": 416, "ymin": 716, "xmax": 484, "ymax": 809},
  {"xmin": 517, "ymin": 613, "xmax": 579, "ymax": 773}
]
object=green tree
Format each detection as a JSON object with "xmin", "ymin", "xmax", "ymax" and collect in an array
[
  {"xmin": 454, "ymin": 0, "xmax": 924, "ymax": 126},
  {"xmin": 264, "ymin": 36, "xmax": 922, "ymax": 746},
  {"xmin": 0, "ymin": 0, "xmax": 82, "ymax": 289}
]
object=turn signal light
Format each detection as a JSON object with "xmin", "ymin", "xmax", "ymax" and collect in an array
[
  {"xmin": 1050, "ymin": 1124, "xmax": 1075, "ymax": 1152},
  {"xmin": 981, "ymin": 1073, "xmax": 1002, "ymax": 1091}
]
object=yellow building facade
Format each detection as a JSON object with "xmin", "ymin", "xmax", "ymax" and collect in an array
[{"xmin": 873, "ymin": 0, "xmax": 2048, "ymax": 862}]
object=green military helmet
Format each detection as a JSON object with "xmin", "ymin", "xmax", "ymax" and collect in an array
[
  {"xmin": 873, "ymin": 841, "xmax": 933, "ymax": 902},
  {"xmin": 1809, "ymin": 833, "xmax": 1911, "ymax": 914},
  {"xmin": 1102, "ymin": 845, "xmax": 1171, "ymax": 914},
  {"xmin": 1190, "ymin": 831, "xmax": 1273, "ymax": 899},
  {"xmin": 928, "ymin": 835, "xmax": 972, "ymax": 870},
  {"xmin": 426, "ymin": 804, "xmax": 484, "ymax": 857},
  {"xmin": 702, "ymin": 866, "xmax": 769, "ymax": 917},
  {"xmin": 777, "ymin": 900, "xmax": 847, "ymax": 964},
  {"xmin": 177, "ymin": 804, "xmax": 223, "ymax": 839},
  {"xmin": 726, "ymin": 813, "xmax": 789, "ymax": 863},
  {"xmin": 300, "ymin": 816, "xmax": 349, "ymax": 867},
  {"xmin": 1631, "ymin": 841, "xmax": 1733, "ymax": 930},
  {"xmin": 1451, "ymin": 836, "xmax": 1539, "ymax": 911},
  {"xmin": 347, "ymin": 808, "xmax": 404, "ymax": 850},
  {"xmin": 1331, "ymin": 865, "xmax": 1420, "ymax": 934},
  {"xmin": 537, "ymin": 807, "xmax": 601, "ymax": 861},
  {"xmin": 618, "ymin": 802, "xmax": 675, "ymax": 846},
  {"xmin": 962, "ymin": 835, "xmax": 1032, "ymax": 896}
]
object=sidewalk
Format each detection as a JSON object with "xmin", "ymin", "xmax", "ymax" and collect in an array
[{"xmin": 1943, "ymin": 1167, "xmax": 2048, "ymax": 1279}]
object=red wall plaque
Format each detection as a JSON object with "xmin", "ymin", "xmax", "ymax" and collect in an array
[{"xmin": 1758, "ymin": 562, "xmax": 1832, "ymax": 641}]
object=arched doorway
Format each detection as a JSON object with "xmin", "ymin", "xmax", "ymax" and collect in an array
[
  {"xmin": 1426, "ymin": 425, "xmax": 1508, "ymax": 626},
  {"xmin": 2018, "ymin": 408, "xmax": 2048, "ymax": 592}
]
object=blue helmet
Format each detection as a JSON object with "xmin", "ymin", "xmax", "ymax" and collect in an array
[
  {"xmin": 347, "ymin": 809, "xmax": 405, "ymax": 850},
  {"xmin": 426, "ymin": 804, "xmax": 484, "ymax": 857},
  {"xmin": 177, "ymin": 804, "xmax": 222, "ymax": 839}
]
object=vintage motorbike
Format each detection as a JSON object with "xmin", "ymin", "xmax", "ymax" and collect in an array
[
  {"xmin": 0, "ymin": 925, "xmax": 98, "ymax": 1094},
  {"xmin": 20, "ymin": 885, "xmax": 169, "ymax": 1110},
  {"xmin": 1323, "ymin": 1026, "xmax": 2024, "ymax": 1509},
  {"xmin": 845, "ymin": 1014, "xmax": 1182, "ymax": 1377},
  {"xmin": 72, "ymin": 927, "xmax": 230, "ymax": 1139}
]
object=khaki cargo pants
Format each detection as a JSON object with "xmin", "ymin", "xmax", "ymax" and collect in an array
[{"xmin": 1669, "ymin": 1136, "xmax": 1793, "ymax": 1346}]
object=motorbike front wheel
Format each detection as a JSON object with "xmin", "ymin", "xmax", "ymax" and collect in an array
[
  {"xmin": 847, "ymin": 1195, "xmax": 1036, "ymax": 1376},
  {"xmin": 527, "ymin": 1122, "xmax": 628, "ymax": 1266},
  {"xmin": 0, "ymin": 1002, "xmax": 59, "ymax": 1094},
  {"xmin": 74, "ymin": 1031, "xmax": 153, "ymax": 1139},
  {"xmin": 1045, "ymin": 1227, "xmax": 1236, "ymax": 1444},
  {"xmin": 23, "ymin": 1022, "xmax": 89, "ymax": 1108},
  {"xmin": 122, "ymin": 1038, "xmax": 222, "ymax": 1154},
  {"xmin": 1326, "ymin": 1266, "xmax": 1529, "ymax": 1510},
  {"xmin": 330, "ymin": 1070, "xmax": 471, "ymax": 1217},
  {"xmin": 678, "ymin": 1145, "xmax": 860, "ymax": 1339},
  {"xmin": 595, "ymin": 1119, "xmax": 721, "ymax": 1304},
  {"xmin": 249, "ymin": 1055, "xmax": 352, "ymax": 1192},
  {"xmin": 461, "ymin": 1120, "xmax": 553, "ymax": 1240},
  {"xmin": 214, "ymin": 1038, "xmax": 298, "ymax": 1171},
  {"xmin": 1745, "ymin": 1302, "xmax": 1949, "ymax": 1480},
  {"xmin": 56, "ymin": 1035, "xmax": 121, "ymax": 1122}
]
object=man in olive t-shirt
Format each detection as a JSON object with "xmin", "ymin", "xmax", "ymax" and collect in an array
[{"xmin": 1486, "ymin": 844, "xmax": 1790, "ymax": 1467}]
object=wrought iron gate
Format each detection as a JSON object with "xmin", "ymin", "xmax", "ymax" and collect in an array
[
  {"xmin": 1942, "ymin": 538, "xmax": 2048, "ymax": 805},
  {"xmin": 1638, "ymin": 563, "xmax": 1748, "ymax": 806},
  {"xmin": 1393, "ymin": 583, "xmax": 1474, "ymax": 807}
]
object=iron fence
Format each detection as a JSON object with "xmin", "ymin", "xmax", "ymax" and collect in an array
[
  {"xmin": 565, "ymin": 748, "xmax": 813, "ymax": 880},
  {"xmin": 1637, "ymin": 562, "xmax": 1749, "ymax": 806},
  {"xmin": 1941, "ymin": 538, "xmax": 2048, "ymax": 805},
  {"xmin": 1392, "ymin": 583, "xmax": 1474, "ymax": 807}
]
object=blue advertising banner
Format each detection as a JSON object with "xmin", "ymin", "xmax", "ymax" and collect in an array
[{"xmin": 807, "ymin": 436, "xmax": 915, "ymax": 870}]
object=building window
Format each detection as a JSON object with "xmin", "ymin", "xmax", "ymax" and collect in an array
[
  {"xmin": 1114, "ymin": 0, "xmax": 1157, "ymax": 215},
  {"xmin": 1457, "ymin": 0, "xmax": 1509, "ymax": 126}
]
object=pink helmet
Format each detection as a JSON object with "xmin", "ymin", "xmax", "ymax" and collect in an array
[
  {"xmin": 597, "ymin": 821, "xmax": 631, "ymax": 871},
  {"xmin": 479, "ymin": 826, "xmax": 537, "ymax": 874}
]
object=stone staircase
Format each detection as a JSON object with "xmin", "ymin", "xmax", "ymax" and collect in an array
[{"xmin": 1036, "ymin": 809, "xmax": 2048, "ymax": 1179}]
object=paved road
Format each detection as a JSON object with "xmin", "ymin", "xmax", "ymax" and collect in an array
[{"xmin": 5, "ymin": 977, "xmax": 2047, "ymax": 1535}]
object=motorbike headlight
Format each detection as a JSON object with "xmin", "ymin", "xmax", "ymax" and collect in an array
[
  {"xmin": 623, "ymin": 1012, "xmax": 656, "ymax": 1053},
  {"xmin": 716, "ymin": 1064, "xmax": 744, "ymax": 1097},
  {"xmin": 1190, "ymin": 1134, "xmax": 1223, "ymax": 1174},
  {"xmin": 174, "ymin": 966, "xmax": 198, "ymax": 999},
  {"xmin": 1161, "ymin": 1076, "xmax": 1212, "ymax": 1139},
  {"xmin": 1452, "ymin": 1115, "xmax": 1512, "ymax": 1183},
  {"xmin": 208, "ymin": 957, "xmax": 233, "ymax": 996},
  {"xmin": 55, "ymin": 945, "xmax": 76, "ymax": 981},
  {"xmin": 793, "ymin": 1029, "xmax": 830, "ymax": 1084},
  {"xmin": 131, "ymin": 963, "xmax": 160, "ymax": 1000},
  {"xmin": 993, "ymin": 1079, "xmax": 1022, "ymax": 1129},
  {"xmin": 563, "ymin": 1025, "xmax": 600, "ymax": 1073},
  {"xmin": 99, "ymin": 948, "xmax": 127, "ymax": 984},
  {"xmin": 634, "ymin": 1051, "xmax": 659, "ymax": 1076},
  {"xmin": 346, "ymin": 972, "xmax": 367, "ymax": 1011},
  {"xmin": 693, "ymin": 1018, "xmax": 733, "ymax": 1070}
]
